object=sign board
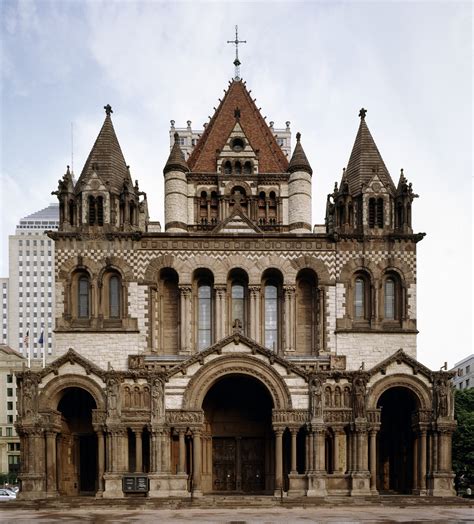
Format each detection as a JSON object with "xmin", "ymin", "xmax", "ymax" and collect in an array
[{"xmin": 122, "ymin": 475, "xmax": 149, "ymax": 493}]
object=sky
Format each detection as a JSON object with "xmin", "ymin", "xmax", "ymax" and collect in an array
[{"xmin": 0, "ymin": 0, "xmax": 472, "ymax": 370}]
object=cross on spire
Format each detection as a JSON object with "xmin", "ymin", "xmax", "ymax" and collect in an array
[{"xmin": 227, "ymin": 25, "xmax": 246, "ymax": 81}]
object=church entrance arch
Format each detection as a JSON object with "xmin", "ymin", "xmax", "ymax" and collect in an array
[
  {"xmin": 377, "ymin": 386, "xmax": 418, "ymax": 493},
  {"xmin": 56, "ymin": 387, "xmax": 98, "ymax": 495},
  {"xmin": 202, "ymin": 374, "xmax": 274, "ymax": 494}
]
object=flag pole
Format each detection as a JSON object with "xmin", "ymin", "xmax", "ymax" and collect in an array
[
  {"xmin": 27, "ymin": 326, "xmax": 31, "ymax": 369},
  {"xmin": 42, "ymin": 330, "xmax": 45, "ymax": 369}
]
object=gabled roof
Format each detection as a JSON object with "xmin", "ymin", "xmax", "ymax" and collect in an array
[
  {"xmin": 75, "ymin": 106, "xmax": 132, "ymax": 194},
  {"xmin": 288, "ymin": 132, "xmax": 312, "ymax": 175},
  {"xmin": 187, "ymin": 80, "xmax": 289, "ymax": 173},
  {"xmin": 212, "ymin": 207, "xmax": 263, "ymax": 234},
  {"xmin": 344, "ymin": 110, "xmax": 396, "ymax": 196},
  {"xmin": 165, "ymin": 332, "xmax": 309, "ymax": 381},
  {"xmin": 37, "ymin": 348, "xmax": 106, "ymax": 380},
  {"xmin": 368, "ymin": 348, "xmax": 434, "ymax": 380}
]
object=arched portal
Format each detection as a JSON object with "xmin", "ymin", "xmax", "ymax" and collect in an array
[
  {"xmin": 377, "ymin": 386, "xmax": 418, "ymax": 493},
  {"xmin": 57, "ymin": 387, "xmax": 98, "ymax": 495},
  {"xmin": 202, "ymin": 374, "xmax": 274, "ymax": 494}
]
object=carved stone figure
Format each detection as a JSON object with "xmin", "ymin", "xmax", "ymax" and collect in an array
[
  {"xmin": 435, "ymin": 378, "xmax": 452, "ymax": 418},
  {"xmin": 353, "ymin": 377, "xmax": 366, "ymax": 418},
  {"xmin": 106, "ymin": 377, "xmax": 120, "ymax": 417},
  {"xmin": 151, "ymin": 378, "xmax": 164, "ymax": 420},
  {"xmin": 310, "ymin": 377, "xmax": 323, "ymax": 418},
  {"xmin": 22, "ymin": 377, "xmax": 36, "ymax": 418}
]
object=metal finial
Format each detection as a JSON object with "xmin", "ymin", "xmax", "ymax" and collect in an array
[
  {"xmin": 359, "ymin": 108, "xmax": 367, "ymax": 119},
  {"xmin": 227, "ymin": 25, "xmax": 247, "ymax": 80},
  {"xmin": 104, "ymin": 104, "xmax": 113, "ymax": 116}
]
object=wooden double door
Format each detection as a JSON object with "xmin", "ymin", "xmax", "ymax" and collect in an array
[{"xmin": 212, "ymin": 437, "xmax": 265, "ymax": 492}]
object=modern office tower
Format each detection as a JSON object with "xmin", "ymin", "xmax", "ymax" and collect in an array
[
  {"xmin": 0, "ymin": 279, "xmax": 7, "ymax": 345},
  {"xmin": 7, "ymin": 203, "xmax": 59, "ymax": 361}
]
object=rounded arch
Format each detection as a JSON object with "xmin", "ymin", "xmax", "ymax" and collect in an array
[
  {"xmin": 181, "ymin": 255, "xmax": 226, "ymax": 284},
  {"xmin": 38, "ymin": 373, "xmax": 106, "ymax": 412},
  {"xmin": 338, "ymin": 258, "xmax": 377, "ymax": 283},
  {"xmin": 143, "ymin": 254, "xmax": 178, "ymax": 282},
  {"xmin": 224, "ymin": 180, "xmax": 252, "ymax": 197},
  {"xmin": 182, "ymin": 355, "xmax": 292, "ymax": 410},
  {"xmin": 97, "ymin": 257, "xmax": 134, "ymax": 283},
  {"xmin": 291, "ymin": 255, "xmax": 332, "ymax": 285},
  {"xmin": 253, "ymin": 255, "xmax": 295, "ymax": 284},
  {"xmin": 58, "ymin": 255, "xmax": 101, "ymax": 281},
  {"xmin": 367, "ymin": 374, "xmax": 432, "ymax": 411}
]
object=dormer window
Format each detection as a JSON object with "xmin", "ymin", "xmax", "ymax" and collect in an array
[{"xmin": 231, "ymin": 137, "xmax": 245, "ymax": 152}]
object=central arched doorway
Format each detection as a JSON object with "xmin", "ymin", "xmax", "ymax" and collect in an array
[
  {"xmin": 57, "ymin": 387, "xmax": 98, "ymax": 496},
  {"xmin": 202, "ymin": 374, "xmax": 274, "ymax": 494},
  {"xmin": 377, "ymin": 387, "xmax": 418, "ymax": 493}
]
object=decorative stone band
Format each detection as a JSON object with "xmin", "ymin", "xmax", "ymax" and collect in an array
[
  {"xmin": 288, "ymin": 221, "xmax": 312, "ymax": 231},
  {"xmin": 164, "ymin": 221, "xmax": 188, "ymax": 231},
  {"xmin": 272, "ymin": 409, "xmax": 309, "ymax": 426},
  {"xmin": 166, "ymin": 409, "xmax": 204, "ymax": 427}
]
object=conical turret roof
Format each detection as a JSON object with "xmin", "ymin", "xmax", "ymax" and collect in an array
[
  {"xmin": 164, "ymin": 133, "xmax": 189, "ymax": 174},
  {"xmin": 344, "ymin": 109, "xmax": 395, "ymax": 195},
  {"xmin": 75, "ymin": 105, "xmax": 132, "ymax": 194},
  {"xmin": 288, "ymin": 132, "xmax": 312, "ymax": 175},
  {"xmin": 187, "ymin": 80, "xmax": 289, "ymax": 173}
]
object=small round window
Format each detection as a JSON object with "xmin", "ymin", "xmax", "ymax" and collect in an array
[{"xmin": 231, "ymin": 138, "xmax": 245, "ymax": 152}]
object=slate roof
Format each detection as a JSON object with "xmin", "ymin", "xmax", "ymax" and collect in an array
[
  {"xmin": 344, "ymin": 112, "xmax": 396, "ymax": 195},
  {"xmin": 187, "ymin": 80, "xmax": 289, "ymax": 173},
  {"xmin": 164, "ymin": 133, "xmax": 189, "ymax": 174},
  {"xmin": 75, "ymin": 109, "xmax": 132, "ymax": 194},
  {"xmin": 288, "ymin": 132, "xmax": 312, "ymax": 175}
]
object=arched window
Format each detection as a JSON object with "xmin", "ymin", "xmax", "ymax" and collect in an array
[
  {"xmin": 264, "ymin": 284, "xmax": 278, "ymax": 350},
  {"xmin": 384, "ymin": 278, "xmax": 395, "ymax": 319},
  {"xmin": 78, "ymin": 275, "xmax": 90, "ymax": 318},
  {"xmin": 109, "ymin": 275, "xmax": 121, "ymax": 318},
  {"xmin": 68, "ymin": 200, "xmax": 75, "ymax": 226},
  {"xmin": 159, "ymin": 268, "xmax": 179, "ymax": 355},
  {"xmin": 376, "ymin": 198, "xmax": 384, "ymax": 227},
  {"xmin": 224, "ymin": 161, "xmax": 232, "ymax": 174},
  {"xmin": 129, "ymin": 202, "xmax": 136, "ymax": 225},
  {"xmin": 295, "ymin": 269, "xmax": 318, "ymax": 355},
  {"xmin": 354, "ymin": 277, "xmax": 366, "ymax": 320},
  {"xmin": 234, "ymin": 161, "xmax": 242, "ymax": 175},
  {"xmin": 232, "ymin": 284, "xmax": 245, "ymax": 327},
  {"xmin": 97, "ymin": 196, "xmax": 104, "ymax": 226},
  {"xmin": 88, "ymin": 196, "xmax": 96, "ymax": 225},
  {"xmin": 368, "ymin": 198, "xmax": 375, "ymax": 228},
  {"xmin": 243, "ymin": 161, "xmax": 252, "ymax": 175},
  {"xmin": 198, "ymin": 284, "xmax": 212, "ymax": 350}
]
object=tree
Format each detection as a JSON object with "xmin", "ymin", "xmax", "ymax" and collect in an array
[{"xmin": 452, "ymin": 388, "xmax": 474, "ymax": 491}]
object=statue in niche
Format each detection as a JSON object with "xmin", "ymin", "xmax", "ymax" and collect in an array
[
  {"xmin": 435, "ymin": 378, "xmax": 452, "ymax": 418},
  {"xmin": 343, "ymin": 386, "xmax": 351, "ymax": 408},
  {"xmin": 310, "ymin": 377, "xmax": 323, "ymax": 418},
  {"xmin": 334, "ymin": 386, "xmax": 341, "ymax": 408},
  {"xmin": 352, "ymin": 377, "xmax": 366, "ymax": 418},
  {"xmin": 151, "ymin": 378, "xmax": 164, "ymax": 420},
  {"xmin": 22, "ymin": 377, "xmax": 36, "ymax": 418},
  {"xmin": 106, "ymin": 377, "xmax": 120, "ymax": 417}
]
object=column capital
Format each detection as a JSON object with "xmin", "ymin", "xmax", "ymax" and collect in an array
[
  {"xmin": 283, "ymin": 284, "xmax": 296, "ymax": 296},
  {"xmin": 273, "ymin": 428, "xmax": 285, "ymax": 436},
  {"xmin": 178, "ymin": 285, "xmax": 192, "ymax": 296}
]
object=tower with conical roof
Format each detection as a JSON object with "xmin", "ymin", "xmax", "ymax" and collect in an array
[
  {"xmin": 54, "ymin": 105, "xmax": 148, "ymax": 234},
  {"xmin": 326, "ymin": 108, "xmax": 417, "ymax": 237}
]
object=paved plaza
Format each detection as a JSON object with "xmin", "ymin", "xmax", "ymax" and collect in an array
[{"xmin": 0, "ymin": 504, "xmax": 473, "ymax": 523}]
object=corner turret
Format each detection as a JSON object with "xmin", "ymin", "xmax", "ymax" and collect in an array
[{"xmin": 287, "ymin": 132, "xmax": 312, "ymax": 232}]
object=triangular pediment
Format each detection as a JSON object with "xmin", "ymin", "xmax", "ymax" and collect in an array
[
  {"xmin": 81, "ymin": 171, "xmax": 108, "ymax": 193},
  {"xmin": 368, "ymin": 349, "xmax": 434, "ymax": 380},
  {"xmin": 37, "ymin": 348, "xmax": 106, "ymax": 380},
  {"xmin": 212, "ymin": 208, "xmax": 263, "ymax": 234},
  {"xmin": 363, "ymin": 172, "xmax": 391, "ymax": 194},
  {"xmin": 165, "ymin": 333, "xmax": 308, "ymax": 381}
]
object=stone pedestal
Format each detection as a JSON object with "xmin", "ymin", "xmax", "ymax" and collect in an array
[
  {"xmin": 102, "ymin": 473, "xmax": 125, "ymax": 499},
  {"xmin": 17, "ymin": 473, "xmax": 46, "ymax": 500},
  {"xmin": 148, "ymin": 473, "xmax": 188, "ymax": 497},
  {"xmin": 306, "ymin": 473, "xmax": 327, "ymax": 497},
  {"xmin": 350, "ymin": 472, "xmax": 371, "ymax": 496},
  {"xmin": 287, "ymin": 473, "xmax": 306, "ymax": 497},
  {"xmin": 428, "ymin": 473, "xmax": 456, "ymax": 497}
]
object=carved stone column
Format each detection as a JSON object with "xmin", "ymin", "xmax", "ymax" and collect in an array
[
  {"xmin": 96, "ymin": 430, "xmax": 105, "ymax": 495},
  {"xmin": 419, "ymin": 429, "xmax": 427, "ymax": 494},
  {"xmin": 369, "ymin": 429, "xmax": 378, "ymax": 493},
  {"xmin": 214, "ymin": 286, "xmax": 227, "ymax": 340},
  {"xmin": 179, "ymin": 286, "xmax": 192, "ymax": 353},
  {"xmin": 134, "ymin": 429, "xmax": 143, "ymax": 472},
  {"xmin": 274, "ymin": 429, "xmax": 284, "ymax": 494},
  {"xmin": 332, "ymin": 427, "xmax": 346, "ymax": 473},
  {"xmin": 45, "ymin": 431, "xmax": 58, "ymax": 496},
  {"xmin": 192, "ymin": 430, "xmax": 202, "ymax": 495},
  {"xmin": 290, "ymin": 428, "xmax": 298, "ymax": 474},
  {"xmin": 249, "ymin": 286, "xmax": 261, "ymax": 342},
  {"xmin": 178, "ymin": 430, "xmax": 186, "ymax": 474},
  {"xmin": 283, "ymin": 285, "xmax": 295, "ymax": 353},
  {"xmin": 307, "ymin": 430, "xmax": 314, "ymax": 473}
]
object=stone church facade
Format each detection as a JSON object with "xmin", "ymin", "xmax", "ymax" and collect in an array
[{"xmin": 16, "ymin": 80, "xmax": 456, "ymax": 499}]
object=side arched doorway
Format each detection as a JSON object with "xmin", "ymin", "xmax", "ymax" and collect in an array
[
  {"xmin": 377, "ymin": 387, "xmax": 418, "ymax": 493},
  {"xmin": 57, "ymin": 387, "xmax": 98, "ymax": 496},
  {"xmin": 202, "ymin": 374, "xmax": 274, "ymax": 494}
]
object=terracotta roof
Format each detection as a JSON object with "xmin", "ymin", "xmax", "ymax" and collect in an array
[
  {"xmin": 164, "ymin": 133, "xmax": 189, "ymax": 174},
  {"xmin": 187, "ymin": 80, "xmax": 289, "ymax": 173},
  {"xmin": 76, "ymin": 108, "xmax": 132, "ymax": 194},
  {"xmin": 288, "ymin": 132, "xmax": 312, "ymax": 175},
  {"xmin": 344, "ymin": 111, "xmax": 395, "ymax": 195}
]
